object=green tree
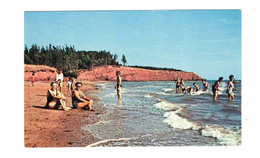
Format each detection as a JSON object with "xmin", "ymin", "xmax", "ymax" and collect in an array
[{"xmin": 121, "ymin": 54, "xmax": 127, "ymax": 66}]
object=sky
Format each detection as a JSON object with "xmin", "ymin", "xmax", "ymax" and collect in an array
[{"xmin": 24, "ymin": 10, "xmax": 241, "ymax": 80}]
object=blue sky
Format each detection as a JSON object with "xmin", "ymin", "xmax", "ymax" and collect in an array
[{"xmin": 24, "ymin": 10, "xmax": 241, "ymax": 80}]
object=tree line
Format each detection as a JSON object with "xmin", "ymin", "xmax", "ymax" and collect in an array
[{"xmin": 24, "ymin": 44, "xmax": 127, "ymax": 77}]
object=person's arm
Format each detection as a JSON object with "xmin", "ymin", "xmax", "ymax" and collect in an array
[
  {"xmin": 215, "ymin": 82, "xmax": 220, "ymax": 91},
  {"xmin": 81, "ymin": 92, "xmax": 91, "ymax": 101},
  {"xmin": 48, "ymin": 90, "xmax": 61, "ymax": 99},
  {"xmin": 61, "ymin": 74, "xmax": 63, "ymax": 82},
  {"xmin": 74, "ymin": 90, "xmax": 88, "ymax": 102},
  {"xmin": 118, "ymin": 76, "xmax": 122, "ymax": 86}
]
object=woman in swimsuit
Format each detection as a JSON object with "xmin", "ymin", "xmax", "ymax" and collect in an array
[
  {"xmin": 180, "ymin": 79, "xmax": 185, "ymax": 93},
  {"xmin": 227, "ymin": 75, "xmax": 237, "ymax": 101},
  {"xmin": 45, "ymin": 82, "xmax": 69, "ymax": 111},
  {"xmin": 175, "ymin": 78, "xmax": 181, "ymax": 94},
  {"xmin": 72, "ymin": 82, "xmax": 95, "ymax": 111}
]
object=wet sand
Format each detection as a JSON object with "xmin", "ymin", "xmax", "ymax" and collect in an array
[{"xmin": 24, "ymin": 81, "xmax": 103, "ymax": 147}]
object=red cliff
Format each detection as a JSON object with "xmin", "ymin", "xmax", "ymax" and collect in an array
[
  {"xmin": 77, "ymin": 65, "xmax": 203, "ymax": 81},
  {"xmin": 24, "ymin": 65, "xmax": 203, "ymax": 81},
  {"xmin": 24, "ymin": 64, "xmax": 58, "ymax": 81}
]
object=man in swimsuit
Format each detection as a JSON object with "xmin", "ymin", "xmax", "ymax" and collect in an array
[
  {"xmin": 115, "ymin": 71, "xmax": 122, "ymax": 104},
  {"xmin": 72, "ymin": 82, "xmax": 95, "ymax": 111},
  {"xmin": 212, "ymin": 77, "xmax": 223, "ymax": 101},
  {"xmin": 227, "ymin": 75, "xmax": 237, "ymax": 101}
]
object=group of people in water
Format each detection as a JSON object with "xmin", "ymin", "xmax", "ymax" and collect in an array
[
  {"xmin": 30, "ymin": 68, "xmax": 237, "ymax": 111},
  {"xmin": 175, "ymin": 75, "xmax": 237, "ymax": 101}
]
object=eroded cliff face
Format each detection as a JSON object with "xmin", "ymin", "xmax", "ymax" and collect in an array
[
  {"xmin": 24, "ymin": 64, "xmax": 57, "ymax": 81},
  {"xmin": 77, "ymin": 66, "xmax": 203, "ymax": 81},
  {"xmin": 24, "ymin": 65, "xmax": 203, "ymax": 81}
]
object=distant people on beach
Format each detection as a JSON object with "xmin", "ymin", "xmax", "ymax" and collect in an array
[
  {"xmin": 30, "ymin": 72, "xmax": 35, "ymax": 87},
  {"xmin": 175, "ymin": 78, "xmax": 181, "ymax": 94},
  {"xmin": 202, "ymin": 80, "xmax": 210, "ymax": 92},
  {"xmin": 180, "ymin": 79, "xmax": 185, "ymax": 93},
  {"xmin": 72, "ymin": 82, "xmax": 95, "ymax": 111},
  {"xmin": 67, "ymin": 77, "xmax": 74, "ymax": 97},
  {"xmin": 212, "ymin": 77, "xmax": 223, "ymax": 101},
  {"xmin": 45, "ymin": 82, "xmax": 70, "ymax": 111},
  {"xmin": 115, "ymin": 71, "xmax": 122, "ymax": 104},
  {"xmin": 227, "ymin": 75, "xmax": 237, "ymax": 101},
  {"xmin": 55, "ymin": 69, "xmax": 64, "ymax": 92}
]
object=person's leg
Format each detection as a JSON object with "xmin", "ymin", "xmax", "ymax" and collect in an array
[
  {"xmin": 60, "ymin": 100, "xmax": 69, "ymax": 111},
  {"xmin": 117, "ymin": 88, "xmax": 122, "ymax": 104},
  {"xmin": 77, "ymin": 101, "xmax": 95, "ymax": 111},
  {"xmin": 48, "ymin": 101, "xmax": 60, "ymax": 109},
  {"xmin": 213, "ymin": 91, "xmax": 218, "ymax": 101}
]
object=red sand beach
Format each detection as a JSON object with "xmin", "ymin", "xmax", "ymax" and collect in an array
[{"xmin": 24, "ymin": 81, "xmax": 103, "ymax": 147}]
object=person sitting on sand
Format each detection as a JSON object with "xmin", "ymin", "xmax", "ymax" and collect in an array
[
  {"xmin": 212, "ymin": 77, "xmax": 223, "ymax": 101},
  {"xmin": 193, "ymin": 83, "xmax": 201, "ymax": 92},
  {"xmin": 227, "ymin": 75, "xmax": 237, "ymax": 101},
  {"xmin": 45, "ymin": 82, "xmax": 70, "ymax": 111},
  {"xmin": 72, "ymin": 82, "xmax": 95, "ymax": 111},
  {"xmin": 175, "ymin": 78, "xmax": 181, "ymax": 94},
  {"xmin": 115, "ymin": 71, "xmax": 122, "ymax": 104},
  {"xmin": 202, "ymin": 79, "xmax": 210, "ymax": 92}
]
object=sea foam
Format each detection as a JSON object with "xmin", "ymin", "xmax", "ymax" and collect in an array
[
  {"xmin": 163, "ymin": 110, "xmax": 201, "ymax": 130},
  {"xmin": 201, "ymin": 125, "xmax": 241, "ymax": 146},
  {"xmin": 154, "ymin": 101, "xmax": 180, "ymax": 111}
]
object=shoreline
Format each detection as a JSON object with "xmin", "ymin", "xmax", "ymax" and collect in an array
[{"xmin": 24, "ymin": 81, "xmax": 103, "ymax": 147}]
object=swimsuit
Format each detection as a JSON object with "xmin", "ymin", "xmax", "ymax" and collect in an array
[
  {"xmin": 176, "ymin": 81, "xmax": 180, "ymax": 88},
  {"xmin": 45, "ymin": 90, "xmax": 61, "ymax": 108},
  {"xmin": 228, "ymin": 82, "xmax": 234, "ymax": 95},
  {"xmin": 72, "ymin": 91, "xmax": 85, "ymax": 108},
  {"xmin": 212, "ymin": 81, "xmax": 219, "ymax": 92}
]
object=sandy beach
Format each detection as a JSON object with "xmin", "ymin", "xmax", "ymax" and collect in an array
[{"xmin": 24, "ymin": 80, "xmax": 103, "ymax": 147}]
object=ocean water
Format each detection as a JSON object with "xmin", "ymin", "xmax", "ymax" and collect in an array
[{"xmin": 83, "ymin": 81, "xmax": 241, "ymax": 146}]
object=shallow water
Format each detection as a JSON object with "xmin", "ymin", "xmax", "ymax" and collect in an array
[{"xmin": 83, "ymin": 81, "xmax": 241, "ymax": 146}]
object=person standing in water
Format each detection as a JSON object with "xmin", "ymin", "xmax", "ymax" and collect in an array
[
  {"xmin": 175, "ymin": 78, "xmax": 181, "ymax": 94},
  {"xmin": 115, "ymin": 71, "xmax": 122, "ymax": 104},
  {"xmin": 180, "ymin": 79, "xmax": 185, "ymax": 93},
  {"xmin": 227, "ymin": 75, "xmax": 237, "ymax": 101},
  {"xmin": 212, "ymin": 77, "xmax": 223, "ymax": 101},
  {"xmin": 202, "ymin": 79, "xmax": 210, "ymax": 92}
]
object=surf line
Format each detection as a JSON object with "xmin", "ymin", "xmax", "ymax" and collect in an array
[{"xmin": 86, "ymin": 137, "xmax": 132, "ymax": 147}]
